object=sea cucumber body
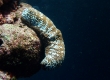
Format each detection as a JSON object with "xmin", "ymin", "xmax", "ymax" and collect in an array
[{"xmin": 21, "ymin": 8, "xmax": 65, "ymax": 69}]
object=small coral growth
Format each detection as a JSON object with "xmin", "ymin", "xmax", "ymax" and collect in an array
[{"xmin": 0, "ymin": 0, "xmax": 20, "ymax": 24}]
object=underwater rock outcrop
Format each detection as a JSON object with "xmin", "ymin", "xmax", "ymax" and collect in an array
[
  {"xmin": 0, "ymin": 0, "xmax": 41, "ymax": 79},
  {"xmin": 0, "ymin": 23, "xmax": 41, "ymax": 78}
]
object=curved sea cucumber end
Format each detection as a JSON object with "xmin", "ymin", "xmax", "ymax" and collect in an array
[
  {"xmin": 40, "ymin": 55, "xmax": 64, "ymax": 70},
  {"xmin": 41, "ymin": 44, "xmax": 65, "ymax": 70}
]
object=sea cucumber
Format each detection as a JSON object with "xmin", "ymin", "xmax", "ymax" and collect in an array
[{"xmin": 21, "ymin": 7, "xmax": 65, "ymax": 69}]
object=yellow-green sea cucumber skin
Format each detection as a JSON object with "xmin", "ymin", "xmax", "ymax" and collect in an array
[{"xmin": 21, "ymin": 7, "xmax": 65, "ymax": 69}]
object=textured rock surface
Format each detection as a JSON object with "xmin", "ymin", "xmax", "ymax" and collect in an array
[
  {"xmin": 0, "ymin": 70, "xmax": 16, "ymax": 80},
  {"xmin": 0, "ymin": 23, "xmax": 41, "ymax": 78},
  {"xmin": 0, "ymin": 1, "xmax": 43, "ymax": 79},
  {"xmin": 0, "ymin": 0, "xmax": 20, "ymax": 24}
]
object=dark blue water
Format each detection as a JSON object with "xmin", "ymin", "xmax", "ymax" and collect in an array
[{"xmin": 19, "ymin": 0, "xmax": 110, "ymax": 80}]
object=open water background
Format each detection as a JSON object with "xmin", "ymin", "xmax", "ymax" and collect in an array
[{"xmin": 19, "ymin": 0, "xmax": 110, "ymax": 80}]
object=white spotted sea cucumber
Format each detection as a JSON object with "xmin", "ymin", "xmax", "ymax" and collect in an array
[{"xmin": 21, "ymin": 7, "xmax": 65, "ymax": 69}]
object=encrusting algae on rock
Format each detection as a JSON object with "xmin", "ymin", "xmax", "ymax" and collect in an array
[
  {"xmin": 0, "ymin": 0, "xmax": 42, "ymax": 79},
  {"xmin": 0, "ymin": 24, "xmax": 41, "ymax": 78}
]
